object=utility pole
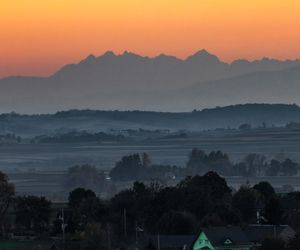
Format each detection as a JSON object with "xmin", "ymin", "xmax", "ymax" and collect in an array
[
  {"xmin": 135, "ymin": 221, "xmax": 138, "ymax": 247},
  {"xmin": 124, "ymin": 208, "xmax": 127, "ymax": 238},
  {"xmin": 107, "ymin": 224, "xmax": 112, "ymax": 250},
  {"xmin": 59, "ymin": 208, "xmax": 67, "ymax": 250}
]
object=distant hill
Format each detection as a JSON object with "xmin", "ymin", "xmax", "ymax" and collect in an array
[
  {"xmin": 175, "ymin": 66, "xmax": 300, "ymax": 110},
  {"xmin": 1, "ymin": 104, "xmax": 300, "ymax": 137},
  {"xmin": 1, "ymin": 50, "xmax": 300, "ymax": 113}
]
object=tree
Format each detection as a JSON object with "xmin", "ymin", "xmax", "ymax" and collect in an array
[
  {"xmin": 64, "ymin": 165, "xmax": 106, "ymax": 192},
  {"xmin": 186, "ymin": 148, "xmax": 208, "ymax": 174},
  {"xmin": 177, "ymin": 172, "xmax": 232, "ymax": 220},
  {"xmin": 207, "ymin": 151, "xmax": 232, "ymax": 175},
  {"xmin": 68, "ymin": 188, "xmax": 107, "ymax": 230},
  {"xmin": 15, "ymin": 196, "xmax": 51, "ymax": 232},
  {"xmin": 80, "ymin": 223, "xmax": 109, "ymax": 250},
  {"xmin": 178, "ymin": 172, "xmax": 231, "ymax": 202},
  {"xmin": 142, "ymin": 153, "xmax": 151, "ymax": 168},
  {"xmin": 69, "ymin": 188, "xmax": 97, "ymax": 208},
  {"xmin": 253, "ymin": 182, "xmax": 275, "ymax": 201},
  {"xmin": 157, "ymin": 211, "xmax": 197, "ymax": 234},
  {"xmin": 0, "ymin": 171, "xmax": 15, "ymax": 237},
  {"xmin": 239, "ymin": 123, "xmax": 251, "ymax": 130},
  {"xmin": 281, "ymin": 159, "xmax": 298, "ymax": 176},
  {"xmin": 186, "ymin": 149, "xmax": 232, "ymax": 175},
  {"xmin": 288, "ymin": 234, "xmax": 300, "ymax": 250},
  {"xmin": 110, "ymin": 154, "xmax": 143, "ymax": 181},
  {"xmin": 144, "ymin": 240, "xmax": 156, "ymax": 250},
  {"xmin": 281, "ymin": 192, "xmax": 300, "ymax": 230},
  {"xmin": 266, "ymin": 160, "xmax": 281, "ymax": 176},
  {"xmin": 261, "ymin": 238, "xmax": 285, "ymax": 250},
  {"xmin": 264, "ymin": 197, "xmax": 283, "ymax": 224},
  {"xmin": 242, "ymin": 154, "xmax": 267, "ymax": 176},
  {"xmin": 232, "ymin": 186, "xmax": 257, "ymax": 222}
]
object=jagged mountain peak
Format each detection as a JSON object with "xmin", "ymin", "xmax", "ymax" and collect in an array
[
  {"xmin": 80, "ymin": 54, "xmax": 97, "ymax": 64},
  {"xmin": 185, "ymin": 49, "xmax": 221, "ymax": 64}
]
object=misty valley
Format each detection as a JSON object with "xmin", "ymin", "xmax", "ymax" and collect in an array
[
  {"xmin": 1, "ymin": 105, "xmax": 300, "ymax": 200},
  {"xmin": 1, "ymin": 106, "xmax": 300, "ymax": 250}
]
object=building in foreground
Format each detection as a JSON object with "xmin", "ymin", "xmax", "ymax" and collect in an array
[{"xmin": 144, "ymin": 226, "xmax": 252, "ymax": 250}]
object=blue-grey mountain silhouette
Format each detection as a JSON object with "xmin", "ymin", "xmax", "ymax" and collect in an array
[{"xmin": 0, "ymin": 50, "xmax": 300, "ymax": 113}]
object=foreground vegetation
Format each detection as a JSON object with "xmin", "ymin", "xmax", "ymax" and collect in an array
[{"xmin": 1, "ymin": 169, "xmax": 300, "ymax": 250}]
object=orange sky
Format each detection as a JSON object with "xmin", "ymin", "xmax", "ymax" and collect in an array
[{"xmin": 1, "ymin": 0, "xmax": 300, "ymax": 78}]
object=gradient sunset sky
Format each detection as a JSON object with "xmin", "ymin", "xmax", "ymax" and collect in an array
[{"xmin": 1, "ymin": 0, "xmax": 300, "ymax": 78}]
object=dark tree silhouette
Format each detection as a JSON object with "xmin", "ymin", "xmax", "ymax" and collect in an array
[
  {"xmin": 0, "ymin": 171, "xmax": 14, "ymax": 237},
  {"xmin": 15, "ymin": 196, "xmax": 51, "ymax": 232}
]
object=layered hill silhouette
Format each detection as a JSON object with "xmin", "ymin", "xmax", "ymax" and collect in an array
[
  {"xmin": 1, "ymin": 104, "xmax": 300, "ymax": 136},
  {"xmin": 1, "ymin": 50, "xmax": 300, "ymax": 113}
]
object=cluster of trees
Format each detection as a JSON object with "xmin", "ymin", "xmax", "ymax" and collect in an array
[
  {"xmin": 186, "ymin": 149, "xmax": 232, "ymax": 176},
  {"xmin": 265, "ymin": 159, "xmax": 298, "ymax": 176},
  {"xmin": 15, "ymin": 196, "xmax": 51, "ymax": 233},
  {"xmin": 286, "ymin": 122, "xmax": 300, "ymax": 129},
  {"xmin": 62, "ymin": 173, "xmax": 300, "ymax": 249},
  {"xmin": 109, "ymin": 149, "xmax": 299, "ymax": 182},
  {"xmin": 63, "ymin": 165, "xmax": 107, "ymax": 192},
  {"xmin": 0, "ymin": 133, "xmax": 21, "ymax": 144},
  {"xmin": 0, "ymin": 172, "xmax": 51, "ymax": 237},
  {"xmin": 0, "ymin": 170, "xmax": 300, "ymax": 249},
  {"xmin": 32, "ymin": 130, "xmax": 125, "ymax": 143},
  {"xmin": 188, "ymin": 149, "xmax": 299, "ymax": 177},
  {"xmin": 110, "ymin": 153, "xmax": 183, "ymax": 181}
]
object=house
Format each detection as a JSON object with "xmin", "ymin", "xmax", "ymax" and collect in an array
[
  {"xmin": 244, "ymin": 224, "xmax": 296, "ymax": 248},
  {"xmin": 143, "ymin": 227, "xmax": 252, "ymax": 250},
  {"xmin": 192, "ymin": 227, "xmax": 252, "ymax": 250},
  {"xmin": 143, "ymin": 235, "xmax": 195, "ymax": 250}
]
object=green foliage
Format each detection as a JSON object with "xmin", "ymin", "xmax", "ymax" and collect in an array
[
  {"xmin": 261, "ymin": 238, "xmax": 285, "ymax": 250},
  {"xmin": 0, "ymin": 171, "xmax": 15, "ymax": 231},
  {"xmin": 157, "ymin": 211, "xmax": 197, "ymax": 234},
  {"xmin": 232, "ymin": 186, "xmax": 257, "ymax": 222},
  {"xmin": 264, "ymin": 197, "xmax": 283, "ymax": 224},
  {"xmin": 68, "ymin": 188, "xmax": 107, "ymax": 230},
  {"xmin": 253, "ymin": 181, "xmax": 275, "ymax": 200},
  {"xmin": 80, "ymin": 223, "xmax": 110, "ymax": 250},
  {"xmin": 144, "ymin": 240, "xmax": 156, "ymax": 250},
  {"xmin": 109, "ymin": 172, "xmax": 234, "ymax": 238},
  {"xmin": 287, "ymin": 234, "xmax": 300, "ymax": 250},
  {"xmin": 15, "ymin": 196, "xmax": 51, "ymax": 232}
]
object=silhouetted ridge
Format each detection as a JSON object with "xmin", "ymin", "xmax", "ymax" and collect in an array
[{"xmin": 1, "ymin": 49, "xmax": 300, "ymax": 113}]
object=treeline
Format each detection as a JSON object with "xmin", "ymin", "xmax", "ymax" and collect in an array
[
  {"xmin": 109, "ymin": 149, "xmax": 300, "ymax": 181},
  {"xmin": 32, "ymin": 130, "xmax": 126, "ymax": 143},
  {"xmin": 1, "ymin": 170, "xmax": 300, "ymax": 250},
  {"xmin": 0, "ymin": 133, "xmax": 21, "ymax": 144},
  {"xmin": 110, "ymin": 153, "xmax": 183, "ymax": 182}
]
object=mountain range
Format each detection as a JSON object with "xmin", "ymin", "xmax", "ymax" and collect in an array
[{"xmin": 1, "ymin": 50, "xmax": 300, "ymax": 113}]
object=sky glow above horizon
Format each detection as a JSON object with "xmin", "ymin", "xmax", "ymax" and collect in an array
[{"xmin": 1, "ymin": 0, "xmax": 300, "ymax": 77}]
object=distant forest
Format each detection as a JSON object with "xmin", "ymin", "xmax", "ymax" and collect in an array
[
  {"xmin": 108, "ymin": 150, "xmax": 300, "ymax": 182},
  {"xmin": 2, "ymin": 104, "xmax": 300, "ymax": 136}
]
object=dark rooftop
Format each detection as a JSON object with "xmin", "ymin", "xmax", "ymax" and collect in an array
[
  {"xmin": 244, "ymin": 224, "xmax": 292, "ymax": 242},
  {"xmin": 201, "ymin": 226, "xmax": 251, "ymax": 247}
]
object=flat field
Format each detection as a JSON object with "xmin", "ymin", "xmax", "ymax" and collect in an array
[{"xmin": 1, "ymin": 128, "xmax": 300, "ymax": 198}]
